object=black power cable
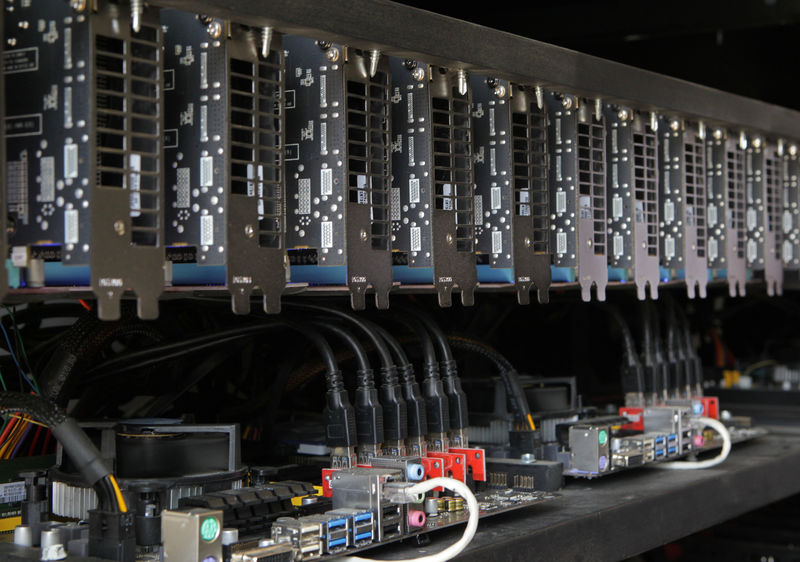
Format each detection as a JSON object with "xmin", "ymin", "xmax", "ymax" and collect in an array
[{"xmin": 445, "ymin": 336, "xmax": 534, "ymax": 430}]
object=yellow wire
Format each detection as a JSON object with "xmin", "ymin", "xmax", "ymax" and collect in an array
[
  {"xmin": 526, "ymin": 413, "xmax": 537, "ymax": 432},
  {"xmin": 108, "ymin": 475, "xmax": 128, "ymax": 513},
  {"xmin": 0, "ymin": 418, "xmax": 29, "ymax": 459},
  {"xmin": 8, "ymin": 414, "xmax": 48, "ymax": 428},
  {"xmin": 0, "ymin": 417, "xmax": 25, "ymax": 457}
]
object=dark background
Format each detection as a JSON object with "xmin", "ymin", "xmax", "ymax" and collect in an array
[{"xmin": 394, "ymin": 0, "xmax": 800, "ymax": 110}]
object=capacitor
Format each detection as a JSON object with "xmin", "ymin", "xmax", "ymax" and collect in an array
[{"xmin": 424, "ymin": 497, "xmax": 439, "ymax": 517}]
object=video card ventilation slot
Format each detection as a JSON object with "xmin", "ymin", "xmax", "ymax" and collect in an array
[
  {"xmin": 784, "ymin": 145, "xmax": 800, "ymax": 271},
  {"xmin": 427, "ymin": 78, "xmax": 477, "ymax": 306},
  {"xmin": 633, "ymin": 126, "xmax": 659, "ymax": 261},
  {"xmin": 432, "ymin": 92, "xmax": 475, "ymax": 254},
  {"xmin": 90, "ymin": 7, "xmax": 165, "ymax": 320},
  {"xmin": 577, "ymin": 120, "xmax": 607, "ymax": 258},
  {"xmin": 225, "ymin": 37, "xmax": 288, "ymax": 314},
  {"xmin": 726, "ymin": 138, "xmax": 747, "ymax": 295},
  {"xmin": 764, "ymin": 147, "xmax": 784, "ymax": 295},
  {"xmin": 228, "ymin": 56, "xmax": 283, "ymax": 249},
  {"xmin": 509, "ymin": 90, "xmax": 551, "ymax": 303},
  {"xmin": 346, "ymin": 75, "xmax": 391, "ymax": 252},
  {"xmin": 342, "ymin": 53, "xmax": 393, "ymax": 309}
]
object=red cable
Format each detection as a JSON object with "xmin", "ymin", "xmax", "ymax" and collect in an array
[
  {"xmin": 0, "ymin": 415, "xmax": 19, "ymax": 445},
  {"xmin": 42, "ymin": 429, "xmax": 52, "ymax": 455},
  {"xmin": 27, "ymin": 425, "xmax": 43, "ymax": 457}
]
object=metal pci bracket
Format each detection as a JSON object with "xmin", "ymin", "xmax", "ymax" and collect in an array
[
  {"xmin": 224, "ymin": 30, "xmax": 288, "ymax": 314},
  {"xmin": 509, "ymin": 86, "xmax": 552, "ymax": 304},
  {"xmin": 428, "ymin": 68, "xmax": 478, "ymax": 306},
  {"xmin": 342, "ymin": 50, "xmax": 393, "ymax": 310},
  {"xmin": 763, "ymin": 144, "xmax": 784, "ymax": 295},
  {"xmin": 659, "ymin": 119, "xmax": 708, "ymax": 299},
  {"xmin": 90, "ymin": 3, "xmax": 165, "ymax": 320},
  {"xmin": 547, "ymin": 93, "xmax": 608, "ymax": 302},
  {"xmin": 606, "ymin": 107, "xmax": 660, "ymax": 300},
  {"xmin": 784, "ymin": 144, "xmax": 800, "ymax": 272},
  {"xmin": 744, "ymin": 135, "xmax": 783, "ymax": 295},
  {"xmin": 707, "ymin": 131, "xmax": 747, "ymax": 297}
]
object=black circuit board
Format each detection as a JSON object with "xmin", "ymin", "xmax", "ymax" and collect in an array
[
  {"xmin": 4, "ymin": 1, "xmax": 94, "ymax": 264},
  {"xmin": 162, "ymin": 10, "xmax": 230, "ymax": 266},
  {"xmin": 283, "ymin": 36, "xmax": 346, "ymax": 267},
  {"xmin": 565, "ymin": 425, "xmax": 767, "ymax": 479},
  {"xmin": 231, "ymin": 488, "xmax": 559, "ymax": 560},
  {"xmin": 388, "ymin": 57, "xmax": 433, "ymax": 268},
  {"xmin": 471, "ymin": 75, "xmax": 513, "ymax": 269}
]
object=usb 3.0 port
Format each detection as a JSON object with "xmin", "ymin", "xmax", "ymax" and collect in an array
[
  {"xmin": 668, "ymin": 433, "xmax": 678, "ymax": 442},
  {"xmin": 668, "ymin": 446, "xmax": 677, "ymax": 455},
  {"xmin": 655, "ymin": 436, "xmax": 665, "ymax": 445},
  {"xmin": 328, "ymin": 518, "xmax": 347, "ymax": 529},
  {"xmin": 655, "ymin": 449, "xmax": 665, "ymax": 457},
  {"xmin": 355, "ymin": 531, "xmax": 373, "ymax": 542},
  {"xmin": 354, "ymin": 513, "xmax": 372, "ymax": 523},
  {"xmin": 329, "ymin": 538, "xmax": 347, "ymax": 548}
]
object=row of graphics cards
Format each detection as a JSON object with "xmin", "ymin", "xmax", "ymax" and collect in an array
[{"xmin": 3, "ymin": 2, "xmax": 799, "ymax": 320}]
